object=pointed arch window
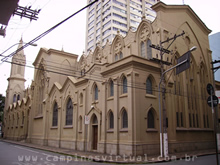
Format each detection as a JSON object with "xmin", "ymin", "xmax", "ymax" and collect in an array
[
  {"xmin": 119, "ymin": 52, "xmax": 123, "ymax": 59},
  {"xmin": 94, "ymin": 84, "xmax": 98, "ymax": 101},
  {"xmin": 146, "ymin": 78, "xmax": 153, "ymax": 94},
  {"xmin": 17, "ymin": 94, "xmax": 20, "ymax": 101},
  {"xmin": 115, "ymin": 54, "xmax": 118, "ymax": 61},
  {"xmin": 66, "ymin": 98, "xmax": 73, "ymax": 125},
  {"xmin": 109, "ymin": 111, "xmax": 114, "ymax": 129},
  {"xmin": 93, "ymin": 115, "xmax": 98, "ymax": 124},
  {"xmin": 52, "ymin": 102, "xmax": 58, "ymax": 127},
  {"xmin": 122, "ymin": 109, "xmax": 128, "ymax": 128},
  {"xmin": 122, "ymin": 76, "xmax": 127, "ymax": 94},
  {"xmin": 147, "ymin": 39, "xmax": 152, "ymax": 59},
  {"xmin": 79, "ymin": 116, "xmax": 82, "ymax": 131},
  {"xmin": 147, "ymin": 109, "xmax": 155, "ymax": 128},
  {"xmin": 109, "ymin": 80, "xmax": 114, "ymax": 97},
  {"xmin": 13, "ymin": 94, "xmax": 16, "ymax": 103},
  {"xmin": 141, "ymin": 41, "xmax": 145, "ymax": 57}
]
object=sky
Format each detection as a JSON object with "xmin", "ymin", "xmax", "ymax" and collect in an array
[{"xmin": 0, "ymin": 0, "xmax": 219, "ymax": 96}]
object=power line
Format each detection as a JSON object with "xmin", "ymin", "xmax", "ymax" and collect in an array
[
  {"xmin": 4, "ymin": 59, "xmax": 210, "ymax": 102},
  {"xmin": 1, "ymin": 0, "xmax": 99, "ymax": 63}
]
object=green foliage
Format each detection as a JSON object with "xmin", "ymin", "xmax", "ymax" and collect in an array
[
  {"xmin": 0, "ymin": 94, "xmax": 5, "ymax": 112},
  {"xmin": 0, "ymin": 94, "xmax": 5, "ymax": 123}
]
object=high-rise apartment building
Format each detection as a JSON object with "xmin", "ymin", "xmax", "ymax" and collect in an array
[{"xmin": 85, "ymin": 0, "xmax": 158, "ymax": 53}]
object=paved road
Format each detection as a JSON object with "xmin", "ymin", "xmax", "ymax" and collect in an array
[
  {"xmin": 0, "ymin": 141, "xmax": 219, "ymax": 165},
  {"xmin": 0, "ymin": 141, "xmax": 103, "ymax": 165}
]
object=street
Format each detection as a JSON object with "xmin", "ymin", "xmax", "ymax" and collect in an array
[{"xmin": 0, "ymin": 141, "xmax": 219, "ymax": 165}]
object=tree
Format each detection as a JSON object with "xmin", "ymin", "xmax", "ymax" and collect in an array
[{"xmin": 0, "ymin": 94, "xmax": 5, "ymax": 123}]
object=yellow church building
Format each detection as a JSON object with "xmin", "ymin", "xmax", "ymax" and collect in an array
[{"xmin": 3, "ymin": 2, "xmax": 216, "ymax": 156}]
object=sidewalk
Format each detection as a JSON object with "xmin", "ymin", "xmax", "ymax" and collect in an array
[{"xmin": 0, "ymin": 139, "xmax": 216, "ymax": 164}]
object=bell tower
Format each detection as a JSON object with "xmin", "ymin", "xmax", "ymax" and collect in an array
[{"xmin": 4, "ymin": 38, "xmax": 26, "ymax": 109}]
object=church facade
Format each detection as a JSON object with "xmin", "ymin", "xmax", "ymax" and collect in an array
[{"xmin": 3, "ymin": 2, "xmax": 215, "ymax": 156}]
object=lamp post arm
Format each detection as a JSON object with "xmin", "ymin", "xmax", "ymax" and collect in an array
[
  {"xmin": 158, "ymin": 58, "xmax": 187, "ymax": 157},
  {"xmin": 1, "ymin": 43, "xmax": 21, "ymax": 55},
  {"xmin": 0, "ymin": 42, "xmax": 37, "ymax": 57}
]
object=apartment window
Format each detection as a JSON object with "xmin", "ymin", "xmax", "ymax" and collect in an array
[
  {"xmin": 88, "ymin": 20, "xmax": 94, "ymax": 28},
  {"xmin": 113, "ymin": 13, "xmax": 127, "ymax": 21},
  {"xmin": 103, "ymin": 6, "xmax": 111, "ymax": 17},
  {"xmin": 88, "ymin": 33, "xmax": 94, "ymax": 39},
  {"xmin": 96, "ymin": 35, "xmax": 100, "ymax": 41},
  {"xmin": 96, "ymin": 15, "xmax": 101, "ymax": 21},
  {"xmin": 103, "ymin": 20, "xmax": 111, "ymax": 29},
  {"xmin": 130, "ymin": 0, "xmax": 142, "ymax": 8},
  {"xmin": 103, "ymin": 13, "xmax": 111, "ymax": 23},
  {"xmin": 113, "ymin": 6, "xmax": 127, "ymax": 14},
  {"xmin": 130, "ymin": 19, "xmax": 140, "ymax": 26},
  {"xmin": 66, "ymin": 98, "xmax": 73, "ymax": 126},
  {"xmin": 113, "ymin": 0, "xmax": 127, "ymax": 8},
  {"xmin": 96, "ymin": 21, "xmax": 101, "ymax": 28},
  {"xmin": 113, "ymin": 27, "xmax": 127, "ymax": 35},
  {"xmin": 89, "ymin": 8, "xmax": 94, "ymax": 16},
  {"xmin": 96, "ymin": 28, "xmax": 101, "ymax": 35},
  {"xmin": 113, "ymin": 20, "xmax": 127, "ymax": 28},
  {"xmin": 103, "ymin": 0, "xmax": 111, "ymax": 10},
  {"xmin": 130, "ymin": 6, "xmax": 142, "ymax": 14},
  {"xmin": 88, "ymin": 26, "xmax": 94, "ymax": 34},
  {"xmin": 52, "ymin": 102, "xmax": 58, "ymax": 127},
  {"xmin": 96, "ymin": 2, "xmax": 101, "ymax": 9},
  {"xmin": 130, "ymin": 13, "xmax": 141, "ymax": 20},
  {"xmin": 103, "ymin": 34, "xmax": 111, "ymax": 43},
  {"xmin": 87, "ymin": 46, "xmax": 94, "ymax": 52},
  {"xmin": 102, "ymin": 28, "xmax": 111, "ymax": 36},
  {"xmin": 96, "ymin": 8, "xmax": 101, "ymax": 15},
  {"xmin": 88, "ymin": 14, "xmax": 95, "ymax": 22},
  {"xmin": 87, "ymin": 39, "xmax": 94, "ymax": 47}
]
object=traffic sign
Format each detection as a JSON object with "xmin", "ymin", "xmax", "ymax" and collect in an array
[
  {"xmin": 207, "ymin": 83, "xmax": 214, "ymax": 95},
  {"xmin": 176, "ymin": 51, "xmax": 191, "ymax": 75},
  {"xmin": 207, "ymin": 95, "xmax": 219, "ymax": 107}
]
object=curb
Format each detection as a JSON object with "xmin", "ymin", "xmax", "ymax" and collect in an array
[{"xmin": 0, "ymin": 139, "xmax": 217, "ymax": 164}]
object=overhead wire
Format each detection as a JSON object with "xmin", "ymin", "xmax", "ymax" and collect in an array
[
  {"xmin": 1, "ymin": 0, "xmax": 214, "ymax": 102},
  {"xmin": 4, "ymin": 57, "xmax": 210, "ymax": 102},
  {"xmin": 0, "ymin": 0, "xmax": 99, "ymax": 62}
]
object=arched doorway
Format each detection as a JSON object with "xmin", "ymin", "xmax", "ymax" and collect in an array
[{"xmin": 92, "ymin": 114, "xmax": 98, "ymax": 150}]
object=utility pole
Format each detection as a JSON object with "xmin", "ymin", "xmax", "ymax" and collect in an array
[{"xmin": 150, "ymin": 31, "xmax": 185, "ymax": 157}]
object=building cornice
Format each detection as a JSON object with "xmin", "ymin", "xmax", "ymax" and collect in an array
[{"xmin": 152, "ymin": 2, "xmax": 212, "ymax": 35}]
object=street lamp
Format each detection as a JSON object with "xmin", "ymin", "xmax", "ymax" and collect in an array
[
  {"xmin": 190, "ymin": 46, "xmax": 197, "ymax": 52},
  {"xmin": 0, "ymin": 42, "xmax": 37, "ymax": 57},
  {"xmin": 158, "ymin": 46, "xmax": 197, "ymax": 158}
]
